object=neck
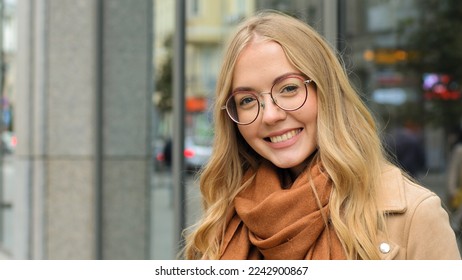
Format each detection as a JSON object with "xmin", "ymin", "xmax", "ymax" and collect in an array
[{"xmin": 288, "ymin": 149, "xmax": 318, "ymax": 178}]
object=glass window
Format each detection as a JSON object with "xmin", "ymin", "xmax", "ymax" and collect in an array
[{"xmin": 345, "ymin": 0, "xmax": 462, "ymax": 172}]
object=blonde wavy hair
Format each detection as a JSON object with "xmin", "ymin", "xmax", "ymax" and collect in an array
[{"xmin": 183, "ymin": 10, "xmax": 389, "ymax": 260}]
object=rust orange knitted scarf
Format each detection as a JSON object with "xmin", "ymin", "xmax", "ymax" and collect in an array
[{"xmin": 219, "ymin": 160, "xmax": 346, "ymax": 259}]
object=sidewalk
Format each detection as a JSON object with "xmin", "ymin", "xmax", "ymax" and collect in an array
[{"xmin": 151, "ymin": 171, "xmax": 201, "ymax": 260}]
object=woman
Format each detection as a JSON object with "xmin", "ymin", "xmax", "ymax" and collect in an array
[{"xmin": 183, "ymin": 11, "xmax": 460, "ymax": 260}]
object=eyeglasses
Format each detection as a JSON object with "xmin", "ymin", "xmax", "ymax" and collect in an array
[{"xmin": 221, "ymin": 75, "xmax": 312, "ymax": 125}]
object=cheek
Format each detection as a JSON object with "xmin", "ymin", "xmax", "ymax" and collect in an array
[
  {"xmin": 303, "ymin": 94, "xmax": 318, "ymax": 123},
  {"xmin": 237, "ymin": 124, "xmax": 257, "ymax": 142},
  {"xmin": 294, "ymin": 101, "xmax": 318, "ymax": 125}
]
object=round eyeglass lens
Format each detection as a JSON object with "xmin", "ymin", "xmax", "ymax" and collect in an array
[
  {"xmin": 225, "ymin": 91, "xmax": 260, "ymax": 125},
  {"xmin": 271, "ymin": 76, "xmax": 308, "ymax": 111}
]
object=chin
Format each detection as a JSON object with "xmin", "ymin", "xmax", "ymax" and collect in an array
[{"xmin": 272, "ymin": 159, "xmax": 303, "ymax": 169}]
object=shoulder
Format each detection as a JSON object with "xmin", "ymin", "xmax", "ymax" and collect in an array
[
  {"xmin": 377, "ymin": 165, "xmax": 434, "ymax": 213},
  {"xmin": 377, "ymin": 165, "xmax": 460, "ymax": 259}
]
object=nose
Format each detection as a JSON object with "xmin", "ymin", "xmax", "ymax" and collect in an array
[{"xmin": 259, "ymin": 94, "xmax": 286, "ymax": 124}]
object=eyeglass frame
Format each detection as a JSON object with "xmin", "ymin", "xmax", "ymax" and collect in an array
[{"xmin": 221, "ymin": 74, "xmax": 313, "ymax": 125}]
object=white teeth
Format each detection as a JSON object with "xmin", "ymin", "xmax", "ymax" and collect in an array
[{"xmin": 269, "ymin": 129, "xmax": 300, "ymax": 143}]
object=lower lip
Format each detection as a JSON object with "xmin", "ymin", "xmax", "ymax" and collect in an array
[{"xmin": 268, "ymin": 130, "xmax": 301, "ymax": 149}]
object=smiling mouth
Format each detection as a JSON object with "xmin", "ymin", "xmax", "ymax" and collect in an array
[{"xmin": 267, "ymin": 129, "xmax": 302, "ymax": 143}]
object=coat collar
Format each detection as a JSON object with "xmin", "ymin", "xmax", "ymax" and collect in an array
[{"xmin": 376, "ymin": 165, "xmax": 407, "ymax": 213}]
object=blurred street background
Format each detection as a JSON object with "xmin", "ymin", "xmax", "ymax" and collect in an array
[{"xmin": 0, "ymin": 0, "xmax": 461, "ymax": 259}]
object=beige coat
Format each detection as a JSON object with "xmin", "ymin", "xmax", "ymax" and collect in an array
[
  {"xmin": 377, "ymin": 165, "xmax": 461, "ymax": 260},
  {"xmin": 448, "ymin": 144, "xmax": 462, "ymax": 199}
]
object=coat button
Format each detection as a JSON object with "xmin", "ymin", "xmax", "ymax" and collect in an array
[{"xmin": 379, "ymin": 242, "xmax": 391, "ymax": 254}]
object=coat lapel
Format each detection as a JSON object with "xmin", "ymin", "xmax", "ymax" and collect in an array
[{"xmin": 377, "ymin": 165, "xmax": 407, "ymax": 214}]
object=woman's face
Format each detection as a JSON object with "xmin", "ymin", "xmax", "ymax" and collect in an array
[{"xmin": 232, "ymin": 39, "xmax": 318, "ymax": 176}]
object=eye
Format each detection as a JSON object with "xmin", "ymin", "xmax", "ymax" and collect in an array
[
  {"xmin": 274, "ymin": 76, "xmax": 305, "ymax": 97},
  {"xmin": 280, "ymin": 84, "xmax": 299, "ymax": 94},
  {"xmin": 275, "ymin": 84, "xmax": 301, "ymax": 97},
  {"xmin": 240, "ymin": 96, "xmax": 256, "ymax": 105},
  {"xmin": 234, "ymin": 92, "xmax": 258, "ymax": 109}
]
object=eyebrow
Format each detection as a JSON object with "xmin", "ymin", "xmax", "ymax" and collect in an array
[{"xmin": 231, "ymin": 72, "xmax": 304, "ymax": 94}]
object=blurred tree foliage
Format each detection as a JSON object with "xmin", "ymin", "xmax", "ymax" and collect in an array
[
  {"xmin": 400, "ymin": 0, "xmax": 462, "ymax": 132},
  {"xmin": 155, "ymin": 35, "xmax": 173, "ymax": 111}
]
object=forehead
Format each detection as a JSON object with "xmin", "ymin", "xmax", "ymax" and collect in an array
[{"xmin": 232, "ymin": 40, "xmax": 299, "ymax": 89}]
